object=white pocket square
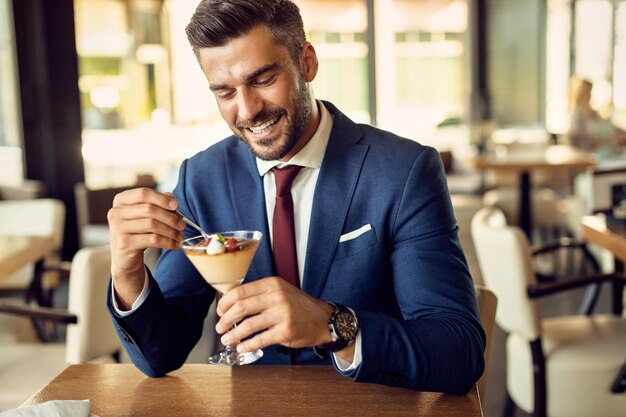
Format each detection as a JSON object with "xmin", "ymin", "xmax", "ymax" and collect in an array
[{"xmin": 339, "ymin": 224, "xmax": 372, "ymax": 243}]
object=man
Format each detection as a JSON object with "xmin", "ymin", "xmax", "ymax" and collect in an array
[{"xmin": 107, "ymin": 0, "xmax": 485, "ymax": 394}]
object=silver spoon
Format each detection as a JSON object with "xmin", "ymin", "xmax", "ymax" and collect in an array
[{"xmin": 175, "ymin": 210, "xmax": 210, "ymax": 240}]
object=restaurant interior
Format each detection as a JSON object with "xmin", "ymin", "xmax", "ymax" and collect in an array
[{"xmin": 1, "ymin": 0, "xmax": 626, "ymax": 415}]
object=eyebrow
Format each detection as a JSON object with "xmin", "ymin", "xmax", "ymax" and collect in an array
[{"xmin": 209, "ymin": 63, "xmax": 280, "ymax": 91}]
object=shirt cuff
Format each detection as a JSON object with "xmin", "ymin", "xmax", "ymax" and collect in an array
[
  {"xmin": 110, "ymin": 269, "xmax": 150, "ymax": 317},
  {"xmin": 332, "ymin": 330, "xmax": 362, "ymax": 372}
]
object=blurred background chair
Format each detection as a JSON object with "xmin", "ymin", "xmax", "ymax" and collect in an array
[
  {"xmin": 451, "ymin": 194, "xmax": 484, "ymax": 285},
  {"xmin": 472, "ymin": 206, "xmax": 626, "ymax": 417},
  {"xmin": 482, "ymin": 188, "xmax": 602, "ymax": 283},
  {"xmin": 0, "ymin": 199, "xmax": 66, "ymax": 308},
  {"xmin": 0, "ymin": 245, "xmax": 121, "ymax": 410},
  {"xmin": 0, "ymin": 180, "xmax": 46, "ymax": 201},
  {"xmin": 475, "ymin": 285, "xmax": 497, "ymax": 400}
]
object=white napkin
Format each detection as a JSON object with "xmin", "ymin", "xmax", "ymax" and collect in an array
[{"xmin": 0, "ymin": 400, "xmax": 99, "ymax": 417}]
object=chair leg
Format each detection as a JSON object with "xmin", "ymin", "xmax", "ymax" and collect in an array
[
  {"xmin": 502, "ymin": 393, "xmax": 516, "ymax": 417},
  {"xmin": 578, "ymin": 283, "xmax": 601, "ymax": 316},
  {"xmin": 530, "ymin": 339, "xmax": 547, "ymax": 417}
]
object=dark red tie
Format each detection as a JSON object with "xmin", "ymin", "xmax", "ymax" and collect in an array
[{"xmin": 272, "ymin": 165, "xmax": 303, "ymax": 288}]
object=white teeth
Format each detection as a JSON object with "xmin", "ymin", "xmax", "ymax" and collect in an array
[{"xmin": 249, "ymin": 117, "xmax": 279, "ymax": 133}]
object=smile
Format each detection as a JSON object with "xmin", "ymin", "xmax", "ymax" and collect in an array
[{"xmin": 248, "ymin": 116, "xmax": 280, "ymax": 133}]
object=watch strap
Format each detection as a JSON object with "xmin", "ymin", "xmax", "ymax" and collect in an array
[{"xmin": 314, "ymin": 303, "xmax": 358, "ymax": 354}]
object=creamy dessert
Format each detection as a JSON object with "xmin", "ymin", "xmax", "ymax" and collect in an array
[{"xmin": 183, "ymin": 234, "xmax": 260, "ymax": 294}]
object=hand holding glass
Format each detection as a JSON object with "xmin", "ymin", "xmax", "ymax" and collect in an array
[{"xmin": 182, "ymin": 231, "xmax": 263, "ymax": 365}]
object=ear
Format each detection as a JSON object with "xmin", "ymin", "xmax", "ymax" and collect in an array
[{"xmin": 300, "ymin": 42, "xmax": 318, "ymax": 82}]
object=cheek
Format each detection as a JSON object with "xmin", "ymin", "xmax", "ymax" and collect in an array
[{"xmin": 216, "ymin": 102, "xmax": 238, "ymax": 125}]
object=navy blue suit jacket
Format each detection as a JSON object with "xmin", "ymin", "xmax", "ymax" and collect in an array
[{"xmin": 108, "ymin": 101, "xmax": 485, "ymax": 394}]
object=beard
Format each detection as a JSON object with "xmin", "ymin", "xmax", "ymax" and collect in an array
[{"xmin": 233, "ymin": 73, "xmax": 312, "ymax": 161}]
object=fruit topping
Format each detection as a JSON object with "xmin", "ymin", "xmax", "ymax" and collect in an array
[{"xmin": 205, "ymin": 235, "xmax": 225, "ymax": 255}]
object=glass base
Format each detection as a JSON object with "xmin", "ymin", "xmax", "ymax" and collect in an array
[{"xmin": 208, "ymin": 347, "xmax": 263, "ymax": 366}]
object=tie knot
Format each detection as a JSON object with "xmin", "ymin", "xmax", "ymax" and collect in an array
[{"xmin": 272, "ymin": 165, "xmax": 303, "ymax": 196}]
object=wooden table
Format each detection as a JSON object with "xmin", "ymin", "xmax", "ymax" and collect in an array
[
  {"xmin": 581, "ymin": 214, "xmax": 626, "ymax": 393},
  {"xmin": 582, "ymin": 215, "xmax": 626, "ymax": 264},
  {"xmin": 0, "ymin": 235, "xmax": 55, "ymax": 282},
  {"xmin": 581, "ymin": 215, "xmax": 626, "ymax": 315},
  {"xmin": 21, "ymin": 364, "xmax": 484, "ymax": 416},
  {"xmin": 469, "ymin": 145, "xmax": 595, "ymax": 238}
]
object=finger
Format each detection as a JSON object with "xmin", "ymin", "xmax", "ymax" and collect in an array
[
  {"xmin": 219, "ymin": 301, "xmax": 283, "ymax": 341},
  {"xmin": 217, "ymin": 277, "xmax": 283, "ymax": 316},
  {"xmin": 113, "ymin": 187, "xmax": 178, "ymax": 211},
  {"xmin": 111, "ymin": 230, "xmax": 182, "ymax": 253},
  {"xmin": 235, "ymin": 327, "xmax": 283, "ymax": 354},
  {"xmin": 112, "ymin": 203, "xmax": 185, "ymax": 230},
  {"xmin": 116, "ymin": 216, "xmax": 184, "ymax": 241},
  {"xmin": 215, "ymin": 293, "xmax": 275, "ymax": 334}
]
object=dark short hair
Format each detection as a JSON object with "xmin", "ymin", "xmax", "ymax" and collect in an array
[{"xmin": 185, "ymin": 0, "xmax": 306, "ymax": 64}]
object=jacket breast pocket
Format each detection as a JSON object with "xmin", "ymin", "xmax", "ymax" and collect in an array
[{"xmin": 334, "ymin": 225, "xmax": 378, "ymax": 260}]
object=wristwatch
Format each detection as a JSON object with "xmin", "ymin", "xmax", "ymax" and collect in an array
[{"xmin": 315, "ymin": 302, "xmax": 359, "ymax": 354}]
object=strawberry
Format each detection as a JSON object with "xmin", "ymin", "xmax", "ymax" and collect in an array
[{"xmin": 225, "ymin": 237, "xmax": 238, "ymax": 252}]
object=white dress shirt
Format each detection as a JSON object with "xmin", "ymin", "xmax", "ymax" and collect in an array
[{"xmin": 112, "ymin": 101, "xmax": 361, "ymax": 370}]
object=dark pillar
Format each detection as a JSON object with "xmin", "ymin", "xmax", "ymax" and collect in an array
[
  {"xmin": 12, "ymin": 0, "xmax": 84, "ymax": 259},
  {"xmin": 468, "ymin": 0, "xmax": 491, "ymax": 157},
  {"xmin": 469, "ymin": 0, "xmax": 490, "ymax": 123}
]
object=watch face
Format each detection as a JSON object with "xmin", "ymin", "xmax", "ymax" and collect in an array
[{"xmin": 335, "ymin": 311, "xmax": 357, "ymax": 340}]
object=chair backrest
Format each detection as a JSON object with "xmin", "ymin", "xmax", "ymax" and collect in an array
[
  {"xmin": 475, "ymin": 285, "xmax": 497, "ymax": 399},
  {"xmin": 555, "ymin": 194, "xmax": 588, "ymax": 239},
  {"xmin": 451, "ymin": 194, "xmax": 484, "ymax": 285},
  {"xmin": 482, "ymin": 187, "xmax": 559, "ymax": 228},
  {"xmin": 0, "ymin": 180, "xmax": 46, "ymax": 200},
  {"xmin": 471, "ymin": 206, "xmax": 541, "ymax": 340},
  {"xmin": 65, "ymin": 245, "xmax": 121, "ymax": 363},
  {"xmin": 0, "ymin": 199, "xmax": 65, "ymax": 250}
]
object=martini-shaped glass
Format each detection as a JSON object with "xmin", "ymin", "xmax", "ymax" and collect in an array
[{"xmin": 182, "ymin": 230, "xmax": 263, "ymax": 365}]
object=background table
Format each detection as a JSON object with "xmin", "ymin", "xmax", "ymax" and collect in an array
[
  {"xmin": 582, "ymin": 214, "xmax": 626, "ymax": 315},
  {"xmin": 0, "ymin": 235, "xmax": 54, "ymax": 282},
  {"xmin": 22, "ymin": 364, "xmax": 484, "ymax": 416},
  {"xmin": 581, "ymin": 214, "xmax": 626, "ymax": 393},
  {"xmin": 469, "ymin": 145, "xmax": 594, "ymax": 238}
]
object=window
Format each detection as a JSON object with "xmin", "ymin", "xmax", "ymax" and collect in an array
[
  {"xmin": 546, "ymin": 0, "xmax": 626, "ymax": 134},
  {"xmin": 75, "ymin": 0, "xmax": 470, "ymax": 188},
  {"xmin": 613, "ymin": 2, "xmax": 626, "ymax": 128},
  {"xmin": 0, "ymin": 0, "xmax": 24, "ymax": 183},
  {"xmin": 375, "ymin": 0, "xmax": 468, "ymax": 141}
]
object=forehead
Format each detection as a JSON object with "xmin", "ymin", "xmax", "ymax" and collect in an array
[{"xmin": 198, "ymin": 25, "xmax": 291, "ymax": 85}]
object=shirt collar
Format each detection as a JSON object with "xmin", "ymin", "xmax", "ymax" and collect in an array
[{"xmin": 256, "ymin": 100, "xmax": 333, "ymax": 176}]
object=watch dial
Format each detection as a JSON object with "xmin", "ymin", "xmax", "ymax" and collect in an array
[{"xmin": 336, "ymin": 312, "xmax": 357, "ymax": 339}]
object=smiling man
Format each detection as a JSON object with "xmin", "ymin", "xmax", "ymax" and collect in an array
[{"xmin": 106, "ymin": 0, "xmax": 485, "ymax": 394}]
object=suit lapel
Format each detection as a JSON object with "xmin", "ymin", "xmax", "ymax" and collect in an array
[
  {"xmin": 302, "ymin": 103, "xmax": 369, "ymax": 298},
  {"xmin": 224, "ymin": 144, "xmax": 274, "ymax": 280}
]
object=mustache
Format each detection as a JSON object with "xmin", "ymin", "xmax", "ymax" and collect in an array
[{"xmin": 235, "ymin": 109, "xmax": 285, "ymax": 130}]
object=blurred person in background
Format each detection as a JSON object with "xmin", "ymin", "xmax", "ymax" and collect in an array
[{"xmin": 568, "ymin": 76, "xmax": 626, "ymax": 156}]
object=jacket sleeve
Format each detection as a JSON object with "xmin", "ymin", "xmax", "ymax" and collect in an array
[
  {"xmin": 107, "ymin": 159, "xmax": 217, "ymax": 377},
  {"xmin": 349, "ymin": 147, "xmax": 486, "ymax": 394}
]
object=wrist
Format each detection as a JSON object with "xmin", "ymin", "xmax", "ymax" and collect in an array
[
  {"xmin": 112, "ymin": 267, "xmax": 147, "ymax": 310},
  {"xmin": 314, "ymin": 302, "xmax": 359, "ymax": 355}
]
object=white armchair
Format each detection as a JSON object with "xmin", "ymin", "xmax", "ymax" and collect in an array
[
  {"xmin": 0, "ymin": 246, "xmax": 121, "ymax": 409},
  {"xmin": 471, "ymin": 206, "xmax": 626, "ymax": 417},
  {"xmin": 0, "ymin": 198, "xmax": 66, "ymax": 307}
]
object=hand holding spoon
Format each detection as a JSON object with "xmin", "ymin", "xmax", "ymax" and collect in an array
[{"xmin": 175, "ymin": 210, "xmax": 210, "ymax": 240}]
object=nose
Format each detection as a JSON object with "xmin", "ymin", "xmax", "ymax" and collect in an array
[{"xmin": 237, "ymin": 88, "xmax": 263, "ymax": 121}]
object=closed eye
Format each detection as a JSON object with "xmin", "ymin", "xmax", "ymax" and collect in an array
[
  {"xmin": 215, "ymin": 89, "xmax": 236, "ymax": 100},
  {"xmin": 253, "ymin": 74, "xmax": 276, "ymax": 87}
]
